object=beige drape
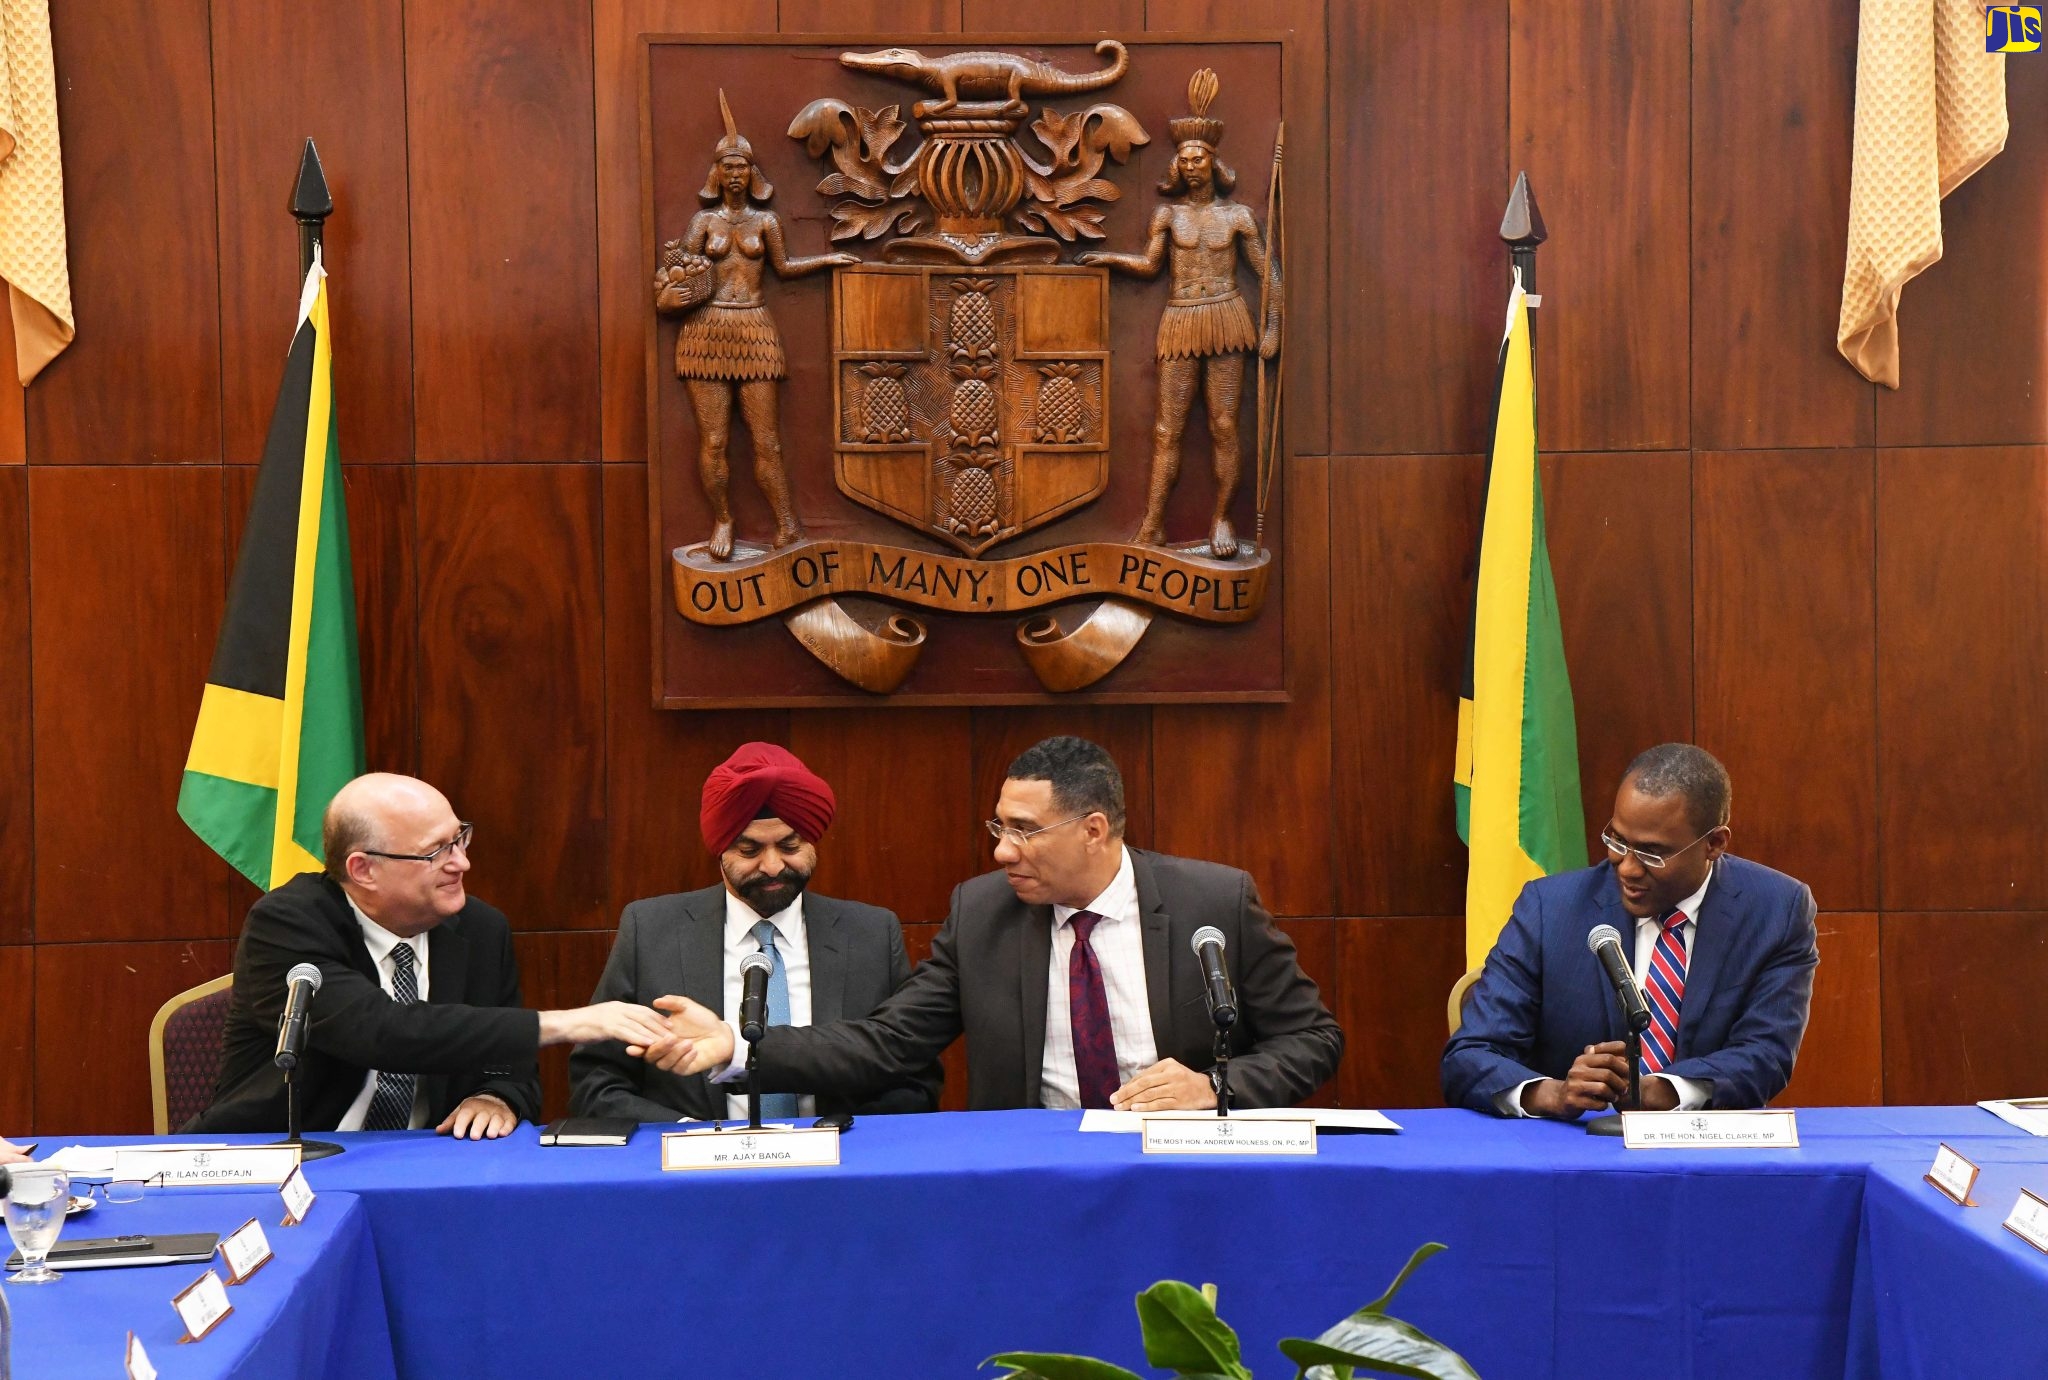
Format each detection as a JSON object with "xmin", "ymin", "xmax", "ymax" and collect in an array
[
  {"xmin": 0, "ymin": 0, "xmax": 70, "ymax": 385},
  {"xmin": 1838, "ymin": 0, "xmax": 2008, "ymax": 388}
]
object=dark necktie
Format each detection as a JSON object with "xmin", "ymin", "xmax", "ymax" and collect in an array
[
  {"xmin": 1067, "ymin": 910, "xmax": 1120, "ymax": 1109},
  {"xmin": 363, "ymin": 942, "xmax": 419, "ymax": 1131}
]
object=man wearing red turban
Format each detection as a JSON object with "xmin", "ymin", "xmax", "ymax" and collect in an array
[{"xmin": 571, "ymin": 743, "xmax": 940, "ymax": 1122}]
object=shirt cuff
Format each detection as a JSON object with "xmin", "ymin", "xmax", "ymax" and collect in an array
[
  {"xmin": 1652, "ymin": 1073, "xmax": 1711, "ymax": 1110},
  {"xmin": 1494, "ymin": 1078, "xmax": 1544, "ymax": 1118},
  {"xmin": 710, "ymin": 1023, "xmax": 748, "ymax": 1085}
]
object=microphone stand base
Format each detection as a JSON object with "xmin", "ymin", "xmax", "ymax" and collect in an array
[
  {"xmin": 1584, "ymin": 1113, "xmax": 1625, "ymax": 1138},
  {"xmin": 275, "ymin": 1137, "xmax": 346, "ymax": 1160}
]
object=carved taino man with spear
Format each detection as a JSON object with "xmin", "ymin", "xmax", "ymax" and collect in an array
[{"xmin": 1082, "ymin": 70, "xmax": 1280, "ymax": 559}]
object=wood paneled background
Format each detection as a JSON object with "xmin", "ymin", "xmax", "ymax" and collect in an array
[{"xmin": 4, "ymin": 1, "xmax": 2043, "ymax": 1133}]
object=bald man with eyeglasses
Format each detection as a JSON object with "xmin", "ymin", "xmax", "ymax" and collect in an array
[
  {"xmin": 1443, "ymin": 744, "xmax": 1819, "ymax": 1118},
  {"xmin": 191, "ymin": 773, "xmax": 671, "ymax": 1139}
]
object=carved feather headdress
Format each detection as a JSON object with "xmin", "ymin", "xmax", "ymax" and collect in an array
[{"xmin": 700, "ymin": 89, "xmax": 774, "ymax": 202}]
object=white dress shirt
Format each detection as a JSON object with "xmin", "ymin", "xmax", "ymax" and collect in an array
[
  {"xmin": 337, "ymin": 895, "xmax": 432, "ymax": 1132},
  {"xmin": 1498, "ymin": 866, "xmax": 1715, "ymax": 1117},
  {"xmin": 1040, "ymin": 845, "xmax": 1159, "ymax": 1110},
  {"xmin": 714, "ymin": 890, "xmax": 814, "ymax": 1120}
]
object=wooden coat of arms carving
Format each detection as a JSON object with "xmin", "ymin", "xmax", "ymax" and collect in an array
[{"xmin": 643, "ymin": 35, "xmax": 1293, "ymax": 706}]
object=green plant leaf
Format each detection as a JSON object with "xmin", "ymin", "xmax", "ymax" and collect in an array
[
  {"xmin": 1278, "ymin": 1316, "xmax": 1481, "ymax": 1380},
  {"xmin": 1134, "ymin": 1280, "xmax": 1253, "ymax": 1379},
  {"xmin": 982, "ymin": 1352, "xmax": 1146, "ymax": 1380},
  {"xmin": 1362, "ymin": 1242, "xmax": 1449, "ymax": 1315}
]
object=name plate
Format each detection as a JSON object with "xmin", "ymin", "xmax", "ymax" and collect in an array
[
  {"xmin": 171, "ymin": 1268, "xmax": 233, "ymax": 1343},
  {"xmin": 278, "ymin": 1164, "xmax": 316, "ymax": 1226},
  {"xmin": 661, "ymin": 1126, "xmax": 840, "ymax": 1171},
  {"xmin": 125, "ymin": 1332, "xmax": 158, "ymax": 1380},
  {"xmin": 116, "ymin": 1145, "xmax": 301, "ymax": 1187},
  {"xmin": 2004, "ymin": 1188, "xmax": 2048, "ymax": 1255},
  {"xmin": 218, "ymin": 1217, "xmax": 274, "ymax": 1284},
  {"xmin": 1141, "ymin": 1115, "xmax": 1318, "ymax": 1156},
  {"xmin": 1621, "ymin": 1110, "xmax": 1800, "ymax": 1149},
  {"xmin": 1925, "ymin": 1143, "xmax": 1982, "ymax": 1206}
]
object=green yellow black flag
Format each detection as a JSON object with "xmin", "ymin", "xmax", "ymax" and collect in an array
[{"xmin": 179, "ymin": 251, "xmax": 364, "ymax": 888}]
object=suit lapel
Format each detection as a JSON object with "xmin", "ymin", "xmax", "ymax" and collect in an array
[
  {"xmin": 1131, "ymin": 850, "xmax": 1174, "ymax": 1051},
  {"xmin": 807, "ymin": 897, "xmax": 846, "ymax": 1025},
  {"xmin": 680, "ymin": 893, "xmax": 725, "ymax": 1013},
  {"xmin": 1594, "ymin": 874, "xmax": 1626, "ymax": 1044},
  {"xmin": 1677, "ymin": 865, "xmax": 1738, "ymax": 1056},
  {"xmin": 1018, "ymin": 895, "xmax": 1052, "ymax": 1104}
]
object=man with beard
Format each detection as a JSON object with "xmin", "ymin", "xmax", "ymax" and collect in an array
[{"xmin": 569, "ymin": 743, "xmax": 940, "ymax": 1121}]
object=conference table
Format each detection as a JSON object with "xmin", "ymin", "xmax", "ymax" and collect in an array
[{"xmin": 16, "ymin": 1107, "xmax": 2047, "ymax": 1379}]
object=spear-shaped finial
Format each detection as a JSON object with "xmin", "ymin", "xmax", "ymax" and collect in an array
[
  {"xmin": 1499, "ymin": 170, "xmax": 1545, "ymax": 296},
  {"xmin": 291, "ymin": 138, "xmax": 332, "ymax": 280},
  {"xmin": 718, "ymin": 88, "xmax": 738, "ymax": 139}
]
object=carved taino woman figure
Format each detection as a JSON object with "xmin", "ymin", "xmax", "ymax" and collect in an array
[
  {"xmin": 657, "ymin": 91, "xmax": 855, "ymax": 561},
  {"xmin": 1081, "ymin": 70, "xmax": 1279, "ymax": 559}
]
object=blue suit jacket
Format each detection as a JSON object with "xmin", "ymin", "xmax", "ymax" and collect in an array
[{"xmin": 1441, "ymin": 855, "xmax": 1818, "ymax": 1114}]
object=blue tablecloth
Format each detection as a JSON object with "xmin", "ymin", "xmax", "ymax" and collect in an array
[
  {"xmin": 9, "ymin": 1189, "xmax": 394, "ymax": 1380},
  {"xmin": 23, "ymin": 1108, "xmax": 2048, "ymax": 1379}
]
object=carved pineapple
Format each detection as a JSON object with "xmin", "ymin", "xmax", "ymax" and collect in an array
[
  {"xmin": 856, "ymin": 362, "xmax": 912, "ymax": 442},
  {"xmin": 949, "ymin": 363, "xmax": 999, "ymax": 447},
  {"xmin": 1034, "ymin": 363, "xmax": 1086, "ymax": 443},
  {"xmin": 950, "ymin": 464, "xmax": 1000, "ymax": 536},
  {"xmin": 948, "ymin": 278, "xmax": 998, "ymax": 360}
]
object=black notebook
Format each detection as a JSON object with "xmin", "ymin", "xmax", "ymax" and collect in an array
[
  {"xmin": 6, "ymin": 1232, "xmax": 220, "ymax": 1271},
  {"xmin": 538, "ymin": 1116, "xmax": 637, "ymax": 1147}
]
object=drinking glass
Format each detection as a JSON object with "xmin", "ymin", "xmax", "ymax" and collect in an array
[{"xmin": 3, "ymin": 1165, "xmax": 69, "ymax": 1283}]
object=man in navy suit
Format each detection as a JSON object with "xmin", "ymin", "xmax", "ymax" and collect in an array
[{"xmin": 1443, "ymin": 744, "xmax": 1818, "ymax": 1118}]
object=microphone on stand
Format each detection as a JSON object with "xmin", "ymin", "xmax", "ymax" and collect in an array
[
  {"xmin": 274, "ymin": 963, "xmax": 324, "ymax": 1070},
  {"xmin": 1585, "ymin": 924, "xmax": 1651, "ymax": 1034},
  {"xmin": 738, "ymin": 951, "xmax": 774, "ymax": 1044},
  {"xmin": 1189, "ymin": 926, "xmax": 1237, "ymax": 1031}
]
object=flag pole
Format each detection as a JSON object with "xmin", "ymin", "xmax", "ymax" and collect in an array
[
  {"xmin": 1499, "ymin": 169, "xmax": 1546, "ymax": 327},
  {"xmin": 292, "ymin": 139, "xmax": 332, "ymax": 280}
]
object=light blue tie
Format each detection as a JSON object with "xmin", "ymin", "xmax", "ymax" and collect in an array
[{"xmin": 750, "ymin": 920, "xmax": 801, "ymax": 1120}]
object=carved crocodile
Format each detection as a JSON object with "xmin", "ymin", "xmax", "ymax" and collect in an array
[{"xmin": 841, "ymin": 40, "xmax": 1129, "ymax": 116}]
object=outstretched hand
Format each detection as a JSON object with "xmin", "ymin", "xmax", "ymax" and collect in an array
[{"xmin": 629, "ymin": 994, "xmax": 736, "ymax": 1076}]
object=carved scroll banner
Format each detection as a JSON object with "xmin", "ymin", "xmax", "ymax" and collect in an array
[{"xmin": 644, "ymin": 37, "xmax": 1294, "ymax": 706}]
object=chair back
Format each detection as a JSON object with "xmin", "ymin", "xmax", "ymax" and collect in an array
[
  {"xmin": 149, "ymin": 974, "xmax": 235, "ymax": 1134},
  {"xmin": 1446, "ymin": 966, "xmax": 1485, "ymax": 1037}
]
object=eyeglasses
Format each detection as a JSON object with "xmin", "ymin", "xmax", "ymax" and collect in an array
[
  {"xmin": 1600, "ymin": 827, "xmax": 1715, "ymax": 871},
  {"xmin": 80, "ymin": 1173, "xmax": 164, "ymax": 1204},
  {"xmin": 985, "ymin": 813, "xmax": 1089, "ymax": 849},
  {"xmin": 362, "ymin": 822, "xmax": 474, "ymax": 866}
]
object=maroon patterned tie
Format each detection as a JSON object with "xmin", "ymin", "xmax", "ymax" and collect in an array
[{"xmin": 1068, "ymin": 910, "xmax": 1120, "ymax": 1108}]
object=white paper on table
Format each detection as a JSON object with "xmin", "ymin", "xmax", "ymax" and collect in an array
[
  {"xmin": 39, "ymin": 1144, "xmax": 231, "ymax": 1177},
  {"xmin": 1079, "ymin": 1107, "xmax": 1401, "ymax": 1134},
  {"xmin": 1977, "ymin": 1099, "xmax": 2048, "ymax": 1137}
]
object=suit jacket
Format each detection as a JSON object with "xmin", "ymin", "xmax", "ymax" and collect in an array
[
  {"xmin": 187, "ymin": 872, "xmax": 542, "ymax": 1134},
  {"xmin": 1441, "ymin": 855, "xmax": 1819, "ymax": 1114},
  {"xmin": 751, "ymin": 849, "xmax": 1343, "ymax": 1110},
  {"xmin": 567, "ymin": 888, "xmax": 941, "ymax": 1121}
]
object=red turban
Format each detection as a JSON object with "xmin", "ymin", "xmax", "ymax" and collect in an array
[{"xmin": 700, "ymin": 743, "xmax": 837, "ymax": 854}]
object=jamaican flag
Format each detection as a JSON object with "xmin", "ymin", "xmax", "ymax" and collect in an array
[
  {"xmin": 1453, "ymin": 271, "xmax": 1585, "ymax": 969},
  {"xmin": 179, "ymin": 251, "xmax": 364, "ymax": 889}
]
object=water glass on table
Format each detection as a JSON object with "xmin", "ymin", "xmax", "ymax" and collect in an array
[{"xmin": 3, "ymin": 1165, "xmax": 69, "ymax": 1283}]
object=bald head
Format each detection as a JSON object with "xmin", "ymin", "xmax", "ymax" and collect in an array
[
  {"xmin": 323, "ymin": 773, "xmax": 454, "ymax": 876},
  {"xmin": 321, "ymin": 774, "xmax": 473, "ymax": 935}
]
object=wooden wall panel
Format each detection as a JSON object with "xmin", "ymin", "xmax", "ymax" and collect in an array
[
  {"xmin": 601, "ymin": 463, "xmax": 787, "ymax": 915},
  {"xmin": 1331, "ymin": 456, "xmax": 1482, "ymax": 916},
  {"xmin": 781, "ymin": 0, "xmax": 960, "ymax": 30},
  {"xmin": 34, "ymin": 941, "xmax": 233, "ymax": 1134},
  {"xmin": 1877, "ymin": 57, "xmax": 2048, "ymax": 448},
  {"xmin": 30, "ymin": 0, "xmax": 221, "ymax": 463},
  {"xmin": 0, "ymin": 308, "xmax": 24, "ymax": 463},
  {"xmin": 416, "ymin": 465, "xmax": 607, "ymax": 928},
  {"xmin": 1332, "ymin": 915, "xmax": 1463, "ymax": 1109},
  {"xmin": 1882, "ymin": 912, "xmax": 2048, "ymax": 1105},
  {"xmin": 0, "ymin": 469, "xmax": 28, "ymax": 943},
  {"xmin": 1877, "ymin": 447, "xmax": 2048, "ymax": 911},
  {"xmin": 1276, "ymin": 917, "xmax": 1339, "ymax": 1104},
  {"xmin": 211, "ymin": 0, "xmax": 415, "ymax": 463},
  {"xmin": 1330, "ymin": 0, "xmax": 1506, "ymax": 454},
  {"xmin": 1154, "ymin": 455, "xmax": 1331, "ymax": 916},
  {"xmin": 1696, "ymin": 450, "xmax": 1877, "ymax": 908},
  {"xmin": 1543, "ymin": 452, "xmax": 1692, "ymax": 861},
  {"xmin": 594, "ymin": 0, "xmax": 776, "ymax": 463},
  {"xmin": 789, "ymin": 711, "xmax": 976, "ymax": 926},
  {"xmin": 1691, "ymin": 0, "xmax": 1872, "ymax": 451},
  {"xmin": 406, "ymin": 0, "xmax": 600, "ymax": 461},
  {"xmin": 962, "ymin": 0, "xmax": 1142, "ymax": 29},
  {"xmin": 1509, "ymin": 0, "xmax": 1689, "ymax": 452},
  {"xmin": 512, "ymin": 929, "xmax": 616, "ymax": 1121},
  {"xmin": 1775, "ymin": 912, "xmax": 1881, "ymax": 1108},
  {"xmin": 30, "ymin": 469, "xmax": 234, "ymax": 943},
  {"xmin": 0, "ymin": 947, "xmax": 29, "ymax": 1133}
]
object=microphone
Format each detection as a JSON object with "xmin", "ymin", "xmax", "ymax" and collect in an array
[
  {"xmin": 1189, "ymin": 926, "xmax": 1237, "ymax": 1030},
  {"xmin": 738, "ymin": 951, "xmax": 774, "ymax": 1043},
  {"xmin": 273, "ymin": 962, "xmax": 324, "ymax": 1070},
  {"xmin": 1586, "ymin": 924, "xmax": 1651, "ymax": 1034}
]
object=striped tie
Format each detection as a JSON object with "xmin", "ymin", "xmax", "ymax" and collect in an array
[
  {"xmin": 1640, "ymin": 910, "xmax": 1688, "ymax": 1074},
  {"xmin": 363, "ymin": 942, "xmax": 419, "ymax": 1131}
]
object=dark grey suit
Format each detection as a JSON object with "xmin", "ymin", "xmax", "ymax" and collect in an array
[
  {"xmin": 568, "ymin": 887, "xmax": 941, "ymax": 1121},
  {"xmin": 749, "ymin": 849, "xmax": 1343, "ymax": 1110}
]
